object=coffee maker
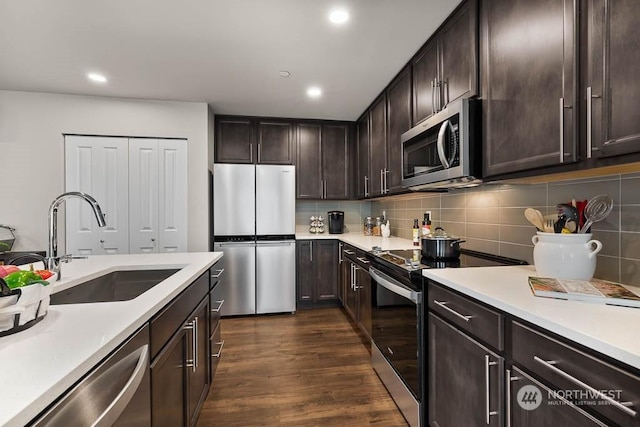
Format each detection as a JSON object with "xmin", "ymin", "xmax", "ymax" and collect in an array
[{"xmin": 328, "ymin": 211, "xmax": 344, "ymax": 234}]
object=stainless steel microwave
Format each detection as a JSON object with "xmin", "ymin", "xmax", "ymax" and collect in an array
[{"xmin": 401, "ymin": 98, "xmax": 481, "ymax": 190}]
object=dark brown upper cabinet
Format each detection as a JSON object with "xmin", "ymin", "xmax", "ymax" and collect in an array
[
  {"xmin": 215, "ymin": 117, "xmax": 255, "ymax": 164},
  {"xmin": 585, "ymin": 0, "xmax": 640, "ymax": 160},
  {"xmin": 296, "ymin": 122, "xmax": 350, "ymax": 200},
  {"xmin": 215, "ymin": 117, "xmax": 293, "ymax": 165},
  {"xmin": 356, "ymin": 113, "xmax": 370, "ymax": 199},
  {"xmin": 257, "ymin": 120, "xmax": 294, "ymax": 164},
  {"xmin": 386, "ymin": 66, "xmax": 413, "ymax": 194},
  {"xmin": 413, "ymin": 0, "xmax": 478, "ymax": 125},
  {"xmin": 369, "ymin": 94, "xmax": 387, "ymax": 198},
  {"xmin": 481, "ymin": 0, "xmax": 578, "ymax": 178}
]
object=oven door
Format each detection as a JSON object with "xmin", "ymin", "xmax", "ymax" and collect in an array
[{"xmin": 370, "ymin": 266, "xmax": 423, "ymax": 402}]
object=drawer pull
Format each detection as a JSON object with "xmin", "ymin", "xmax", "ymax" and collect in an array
[
  {"xmin": 211, "ymin": 299, "xmax": 225, "ymax": 313},
  {"xmin": 212, "ymin": 340, "xmax": 225, "ymax": 358},
  {"xmin": 356, "ymin": 256, "xmax": 370, "ymax": 264},
  {"xmin": 533, "ymin": 356, "xmax": 637, "ymax": 418},
  {"xmin": 485, "ymin": 355, "xmax": 499, "ymax": 424},
  {"xmin": 210, "ymin": 269, "xmax": 225, "ymax": 279},
  {"xmin": 344, "ymin": 250, "xmax": 355, "ymax": 255},
  {"xmin": 433, "ymin": 300, "xmax": 473, "ymax": 322},
  {"xmin": 505, "ymin": 370, "xmax": 521, "ymax": 427}
]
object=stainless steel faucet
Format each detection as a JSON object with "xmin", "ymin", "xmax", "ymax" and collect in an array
[{"xmin": 48, "ymin": 192, "xmax": 107, "ymax": 280}]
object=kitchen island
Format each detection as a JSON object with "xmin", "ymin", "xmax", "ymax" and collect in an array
[{"xmin": 0, "ymin": 252, "xmax": 222, "ymax": 427}]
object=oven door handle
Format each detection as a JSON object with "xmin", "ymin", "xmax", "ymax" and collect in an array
[
  {"xmin": 369, "ymin": 267, "xmax": 422, "ymax": 304},
  {"xmin": 437, "ymin": 119, "xmax": 457, "ymax": 169}
]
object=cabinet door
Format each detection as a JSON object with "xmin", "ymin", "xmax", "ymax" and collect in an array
[
  {"xmin": 412, "ymin": 38, "xmax": 439, "ymax": 124},
  {"xmin": 356, "ymin": 265, "xmax": 371, "ymax": 338},
  {"xmin": 439, "ymin": 0, "xmax": 478, "ymax": 108},
  {"xmin": 157, "ymin": 139, "xmax": 187, "ymax": 253},
  {"xmin": 508, "ymin": 367, "xmax": 607, "ymax": 427},
  {"xmin": 296, "ymin": 124, "xmax": 322, "ymax": 199},
  {"xmin": 151, "ymin": 329, "xmax": 187, "ymax": 427},
  {"xmin": 386, "ymin": 67, "xmax": 412, "ymax": 194},
  {"xmin": 313, "ymin": 240, "xmax": 338, "ymax": 300},
  {"xmin": 129, "ymin": 139, "xmax": 160, "ymax": 253},
  {"xmin": 482, "ymin": 0, "xmax": 577, "ymax": 177},
  {"xmin": 322, "ymin": 124, "xmax": 350, "ymax": 199},
  {"xmin": 257, "ymin": 120, "xmax": 294, "ymax": 164},
  {"xmin": 187, "ymin": 298, "xmax": 210, "ymax": 427},
  {"xmin": 344, "ymin": 260, "xmax": 358, "ymax": 321},
  {"xmin": 356, "ymin": 114, "xmax": 370, "ymax": 199},
  {"xmin": 429, "ymin": 313, "xmax": 504, "ymax": 427},
  {"xmin": 296, "ymin": 240, "xmax": 314, "ymax": 302},
  {"xmin": 65, "ymin": 135, "xmax": 129, "ymax": 256},
  {"xmin": 587, "ymin": 0, "xmax": 640, "ymax": 159},
  {"xmin": 369, "ymin": 96, "xmax": 387, "ymax": 197},
  {"xmin": 215, "ymin": 117, "xmax": 255, "ymax": 164}
]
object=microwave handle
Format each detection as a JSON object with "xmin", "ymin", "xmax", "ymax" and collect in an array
[{"xmin": 437, "ymin": 119, "xmax": 457, "ymax": 169}]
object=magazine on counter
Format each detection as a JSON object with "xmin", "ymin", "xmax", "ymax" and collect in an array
[{"xmin": 528, "ymin": 276, "xmax": 640, "ymax": 308}]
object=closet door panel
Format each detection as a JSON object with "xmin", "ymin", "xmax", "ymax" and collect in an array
[{"xmin": 158, "ymin": 139, "xmax": 188, "ymax": 253}]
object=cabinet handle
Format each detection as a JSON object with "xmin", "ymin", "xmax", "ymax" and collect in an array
[
  {"xmin": 323, "ymin": 180, "xmax": 327, "ymax": 199},
  {"xmin": 344, "ymin": 250, "xmax": 355, "ymax": 255},
  {"xmin": 431, "ymin": 79, "xmax": 436, "ymax": 114},
  {"xmin": 211, "ymin": 299, "xmax": 225, "ymax": 313},
  {"xmin": 505, "ymin": 369, "xmax": 520, "ymax": 427},
  {"xmin": 485, "ymin": 355, "xmax": 499, "ymax": 424},
  {"xmin": 383, "ymin": 168, "xmax": 389, "ymax": 194},
  {"xmin": 338, "ymin": 243, "xmax": 343, "ymax": 263},
  {"xmin": 586, "ymin": 86, "xmax": 601, "ymax": 159},
  {"xmin": 211, "ymin": 339, "xmax": 225, "ymax": 358},
  {"xmin": 433, "ymin": 300, "xmax": 473, "ymax": 322},
  {"xmin": 353, "ymin": 265, "xmax": 360, "ymax": 290},
  {"xmin": 309, "ymin": 243, "xmax": 313, "ymax": 262},
  {"xmin": 364, "ymin": 176, "xmax": 369, "ymax": 197},
  {"xmin": 351, "ymin": 264, "xmax": 356, "ymax": 291},
  {"xmin": 533, "ymin": 356, "xmax": 637, "ymax": 417},
  {"xmin": 183, "ymin": 319, "xmax": 197, "ymax": 372},
  {"xmin": 210, "ymin": 268, "xmax": 224, "ymax": 279},
  {"xmin": 257, "ymin": 143, "xmax": 261, "ymax": 163},
  {"xmin": 249, "ymin": 143, "xmax": 253, "ymax": 163},
  {"xmin": 356, "ymin": 256, "xmax": 370, "ymax": 264},
  {"xmin": 558, "ymin": 98, "xmax": 572, "ymax": 162},
  {"xmin": 436, "ymin": 79, "xmax": 442, "ymax": 112}
]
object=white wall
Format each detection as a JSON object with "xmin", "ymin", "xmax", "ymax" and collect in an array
[{"xmin": 0, "ymin": 90, "xmax": 210, "ymax": 252}]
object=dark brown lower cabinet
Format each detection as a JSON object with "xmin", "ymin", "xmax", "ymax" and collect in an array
[
  {"xmin": 341, "ymin": 246, "xmax": 371, "ymax": 343},
  {"xmin": 428, "ymin": 312, "xmax": 504, "ymax": 427},
  {"xmin": 151, "ymin": 328, "xmax": 188, "ymax": 427},
  {"xmin": 296, "ymin": 240, "xmax": 339, "ymax": 304},
  {"xmin": 508, "ymin": 366, "xmax": 607, "ymax": 426},
  {"xmin": 187, "ymin": 298, "xmax": 210, "ymax": 427}
]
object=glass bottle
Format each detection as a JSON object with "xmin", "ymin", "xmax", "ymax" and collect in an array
[{"xmin": 364, "ymin": 217, "xmax": 374, "ymax": 236}]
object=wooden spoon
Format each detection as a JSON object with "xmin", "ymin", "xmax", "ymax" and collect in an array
[{"xmin": 524, "ymin": 208, "xmax": 545, "ymax": 231}]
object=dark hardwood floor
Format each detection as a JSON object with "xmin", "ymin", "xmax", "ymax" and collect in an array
[{"xmin": 197, "ymin": 308, "xmax": 408, "ymax": 427}]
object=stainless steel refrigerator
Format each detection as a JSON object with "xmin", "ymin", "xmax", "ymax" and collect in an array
[{"xmin": 212, "ymin": 164, "xmax": 296, "ymax": 315}]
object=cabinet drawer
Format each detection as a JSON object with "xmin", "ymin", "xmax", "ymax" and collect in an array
[
  {"xmin": 210, "ymin": 323, "xmax": 223, "ymax": 382},
  {"xmin": 354, "ymin": 248, "xmax": 370, "ymax": 268},
  {"xmin": 512, "ymin": 321, "xmax": 640, "ymax": 427},
  {"xmin": 428, "ymin": 282, "xmax": 503, "ymax": 351},
  {"xmin": 150, "ymin": 270, "xmax": 209, "ymax": 359},
  {"xmin": 342, "ymin": 243, "xmax": 357, "ymax": 261}
]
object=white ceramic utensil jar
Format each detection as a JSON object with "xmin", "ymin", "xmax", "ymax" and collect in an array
[{"xmin": 532, "ymin": 232, "xmax": 602, "ymax": 280}]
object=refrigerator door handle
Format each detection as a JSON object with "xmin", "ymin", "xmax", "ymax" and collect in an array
[{"xmin": 256, "ymin": 241, "xmax": 294, "ymax": 246}]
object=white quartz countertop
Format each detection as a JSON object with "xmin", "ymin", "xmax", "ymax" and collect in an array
[
  {"xmin": 296, "ymin": 228, "xmax": 416, "ymax": 252},
  {"xmin": 0, "ymin": 252, "xmax": 222, "ymax": 427},
  {"xmin": 423, "ymin": 265, "xmax": 640, "ymax": 370}
]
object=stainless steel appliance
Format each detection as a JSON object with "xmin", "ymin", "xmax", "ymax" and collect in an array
[
  {"xmin": 401, "ymin": 98, "xmax": 481, "ymax": 190},
  {"xmin": 366, "ymin": 248, "xmax": 527, "ymax": 427},
  {"xmin": 213, "ymin": 164, "xmax": 296, "ymax": 316},
  {"xmin": 31, "ymin": 324, "xmax": 150, "ymax": 426},
  {"xmin": 327, "ymin": 210, "xmax": 344, "ymax": 234}
]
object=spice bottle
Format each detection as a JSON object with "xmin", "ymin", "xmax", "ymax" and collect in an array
[
  {"xmin": 364, "ymin": 217, "xmax": 374, "ymax": 236},
  {"xmin": 422, "ymin": 212, "xmax": 432, "ymax": 236},
  {"xmin": 412, "ymin": 219, "xmax": 420, "ymax": 246},
  {"xmin": 373, "ymin": 217, "xmax": 382, "ymax": 236}
]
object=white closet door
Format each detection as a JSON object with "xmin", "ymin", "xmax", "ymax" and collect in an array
[
  {"xmin": 65, "ymin": 136, "xmax": 129, "ymax": 255},
  {"xmin": 157, "ymin": 139, "xmax": 187, "ymax": 252},
  {"xmin": 129, "ymin": 138, "xmax": 160, "ymax": 253}
]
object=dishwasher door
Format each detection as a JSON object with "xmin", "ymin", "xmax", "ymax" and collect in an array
[
  {"xmin": 256, "ymin": 240, "xmax": 296, "ymax": 314},
  {"xmin": 213, "ymin": 241, "xmax": 257, "ymax": 316},
  {"xmin": 30, "ymin": 324, "xmax": 151, "ymax": 427}
]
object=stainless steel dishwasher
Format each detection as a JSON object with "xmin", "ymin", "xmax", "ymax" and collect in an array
[{"xmin": 30, "ymin": 324, "xmax": 151, "ymax": 427}]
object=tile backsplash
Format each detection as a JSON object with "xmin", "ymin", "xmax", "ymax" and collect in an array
[
  {"xmin": 368, "ymin": 172, "xmax": 640, "ymax": 286},
  {"xmin": 295, "ymin": 200, "xmax": 372, "ymax": 233}
]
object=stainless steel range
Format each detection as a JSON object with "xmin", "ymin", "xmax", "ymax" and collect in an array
[{"xmin": 366, "ymin": 248, "xmax": 527, "ymax": 427}]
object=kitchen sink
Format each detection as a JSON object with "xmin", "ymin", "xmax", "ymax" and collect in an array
[{"xmin": 50, "ymin": 269, "xmax": 180, "ymax": 305}]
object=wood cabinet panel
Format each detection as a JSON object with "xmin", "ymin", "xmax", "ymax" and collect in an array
[
  {"xmin": 314, "ymin": 240, "xmax": 339, "ymax": 300},
  {"xmin": 322, "ymin": 124, "xmax": 350, "ymax": 199},
  {"xmin": 296, "ymin": 124, "xmax": 323, "ymax": 199},
  {"xmin": 369, "ymin": 95, "xmax": 387, "ymax": 197},
  {"xmin": 296, "ymin": 240, "xmax": 314, "ymax": 302},
  {"xmin": 257, "ymin": 120, "xmax": 294, "ymax": 164},
  {"xmin": 215, "ymin": 118, "xmax": 255, "ymax": 164},
  {"xmin": 412, "ymin": 38, "xmax": 439, "ymax": 124},
  {"xmin": 356, "ymin": 115, "xmax": 370, "ymax": 199},
  {"xmin": 151, "ymin": 329, "xmax": 187, "ymax": 427},
  {"xmin": 386, "ymin": 67, "xmax": 412, "ymax": 194},
  {"xmin": 481, "ymin": 0, "xmax": 577, "ymax": 177},
  {"xmin": 187, "ymin": 298, "xmax": 210, "ymax": 427}
]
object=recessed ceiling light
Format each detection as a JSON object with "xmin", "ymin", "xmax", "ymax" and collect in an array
[
  {"xmin": 87, "ymin": 73, "xmax": 107, "ymax": 83},
  {"xmin": 279, "ymin": 70, "xmax": 291, "ymax": 77},
  {"xmin": 329, "ymin": 9, "xmax": 349, "ymax": 24},
  {"xmin": 307, "ymin": 87, "xmax": 322, "ymax": 98}
]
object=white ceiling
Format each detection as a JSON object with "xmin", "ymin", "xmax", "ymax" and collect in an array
[{"xmin": 0, "ymin": 0, "xmax": 461, "ymax": 121}]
